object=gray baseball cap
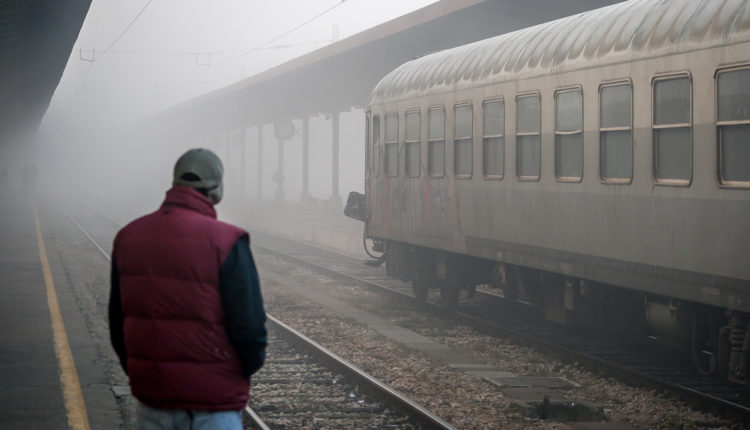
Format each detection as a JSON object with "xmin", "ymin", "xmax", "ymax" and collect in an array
[{"xmin": 172, "ymin": 148, "xmax": 224, "ymax": 204}]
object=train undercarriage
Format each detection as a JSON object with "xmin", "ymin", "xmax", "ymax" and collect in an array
[{"xmin": 376, "ymin": 239, "xmax": 750, "ymax": 386}]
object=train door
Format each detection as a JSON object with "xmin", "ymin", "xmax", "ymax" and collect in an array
[{"xmin": 365, "ymin": 110, "xmax": 372, "ymax": 232}]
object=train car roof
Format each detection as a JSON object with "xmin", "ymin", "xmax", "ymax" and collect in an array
[{"xmin": 369, "ymin": 0, "xmax": 750, "ymax": 105}]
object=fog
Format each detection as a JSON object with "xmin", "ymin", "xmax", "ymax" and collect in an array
[
  {"xmin": 22, "ymin": 0, "xmax": 436, "ymax": 212},
  {"xmin": 30, "ymin": 107, "xmax": 368, "ymax": 213}
]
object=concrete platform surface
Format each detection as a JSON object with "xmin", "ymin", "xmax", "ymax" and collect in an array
[{"xmin": 0, "ymin": 191, "xmax": 120, "ymax": 430}]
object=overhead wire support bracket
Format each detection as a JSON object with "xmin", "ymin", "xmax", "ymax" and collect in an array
[
  {"xmin": 195, "ymin": 52, "xmax": 212, "ymax": 67},
  {"xmin": 79, "ymin": 48, "xmax": 96, "ymax": 62}
]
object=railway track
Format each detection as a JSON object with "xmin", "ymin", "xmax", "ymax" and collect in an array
[
  {"xmin": 64, "ymin": 202, "xmax": 454, "ymax": 430},
  {"xmin": 251, "ymin": 316, "xmax": 448, "ymax": 429},
  {"xmin": 242, "ymin": 229, "xmax": 750, "ymax": 422},
  {"xmin": 72, "ymin": 198, "xmax": 750, "ymax": 421}
]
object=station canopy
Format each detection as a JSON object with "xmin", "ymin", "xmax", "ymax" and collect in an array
[
  {"xmin": 0, "ymin": 0, "xmax": 91, "ymax": 145},
  {"xmin": 154, "ymin": 0, "xmax": 622, "ymax": 134}
]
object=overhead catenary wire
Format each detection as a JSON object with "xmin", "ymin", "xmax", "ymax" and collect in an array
[
  {"xmin": 74, "ymin": 61, "xmax": 94, "ymax": 95},
  {"xmin": 75, "ymin": 0, "xmax": 348, "ymax": 95},
  {"xmin": 164, "ymin": 0, "xmax": 349, "ymax": 94},
  {"xmin": 76, "ymin": 0, "xmax": 155, "ymax": 93},
  {"xmin": 82, "ymin": 39, "xmax": 335, "ymax": 58},
  {"xmin": 98, "ymin": 0, "xmax": 155, "ymax": 60},
  {"xmin": 209, "ymin": 0, "xmax": 348, "ymax": 69}
]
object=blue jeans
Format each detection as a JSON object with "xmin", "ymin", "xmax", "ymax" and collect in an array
[{"xmin": 136, "ymin": 402, "xmax": 243, "ymax": 430}]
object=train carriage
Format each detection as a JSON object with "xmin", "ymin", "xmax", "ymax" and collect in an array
[{"xmin": 350, "ymin": 0, "xmax": 750, "ymax": 383}]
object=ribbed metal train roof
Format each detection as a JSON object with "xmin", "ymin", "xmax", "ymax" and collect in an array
[{"xmin": 369, "ymin": 0, "xmax": 750, "ymax": 104}]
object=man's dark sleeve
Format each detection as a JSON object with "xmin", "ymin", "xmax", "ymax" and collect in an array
[
  {"xmin": 219, "ymin": 235, "xmax": 267, "ymax": 378},
  {"xmin": 108, "ymin": 260, "xmax": 128, "ymax": 374}
]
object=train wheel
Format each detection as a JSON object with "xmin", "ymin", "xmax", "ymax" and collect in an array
[
  {"xmin": 440, "ymin": 281, "xmax": 459, "ymax": 309},
  {"xmin": 411, "ymin": 264, "xmax": 430, "ymax": 302}
]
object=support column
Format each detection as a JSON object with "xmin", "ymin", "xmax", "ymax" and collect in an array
[
  {"xmin": 240, "ymin": 128, "xmax": 246, "ymax": 198},
  {"xmin": 301, "ymin": 117, "xmax": 310, "ymax": 205},
  {"xmin": 223, "ymin": 130, "xmax": 230, "ymax": 164},
  {"xmin": 330, "ymin": 111, "xmax": 341, "ymax": 211},
  {"xmin": 256, "ymin": 126, "xmax": 263, "ymax": 201},
  {"xmin": 217, "ymin": 131, "xmax": 222, "ymax": 157},
  {"xmin": 274, "ymin": 137, "xmax": 285, "ymax": 204}
]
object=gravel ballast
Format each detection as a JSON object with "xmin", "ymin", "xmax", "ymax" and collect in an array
[{"xmin": 257, "ymin": 253, "xmax": 743, "ymax": 430}]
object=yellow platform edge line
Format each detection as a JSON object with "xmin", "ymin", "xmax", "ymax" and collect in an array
[{"xmin": 33, "ymin": 205, "xmax": 91, "ymax": 430}]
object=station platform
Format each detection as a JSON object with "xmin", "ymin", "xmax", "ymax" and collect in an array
[
  {"xmin": 0, "ymin": 190, "xmax": 372, "ymax": 430},
  {"xmin": 0, "ymin": 190, "xmax": 120, "ymax": 429}
]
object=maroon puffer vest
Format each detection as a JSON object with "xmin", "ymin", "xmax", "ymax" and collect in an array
[{"xmin": 113, "ymin": 186, "xmax": 249, "ymax": 410}]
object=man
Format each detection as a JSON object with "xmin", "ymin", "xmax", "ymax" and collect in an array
[{"xmin": 109, "ymin": 148, "xmax": 267, "ymax": 429}]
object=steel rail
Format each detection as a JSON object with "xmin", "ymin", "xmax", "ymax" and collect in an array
[
  {"xmin": 64, "ymin": 206, "xmax": 276, "ymax": 429},
  {"xmin": 243, "ymin": 405, "xmax": 271, "ymax": 430},
  {"xmin": 250, "ymin": 233, "xmax": 750, "ymax": 421},
  {"xmin": 266, "ymin": 314, "xmax": 456, "ymax": 430},
  {"xmin": 63, "ymin": 209, "xmax": 112, "ymax": 262},
  {"xmin": 67, "ymin": 204, "xmax": 455, "ymax": 429},
  {"xmin": 73, "ymin": 198, "xmax": 750, "ymax": 420}
]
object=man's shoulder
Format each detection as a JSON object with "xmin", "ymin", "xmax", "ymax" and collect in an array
[
  {"xmin": 214, "ymin": 219, "xmax": 246, "ymax": 234},
  {"xmin": 114, "ymin": 211, "xmax": 158, "ymax": 241},
  {"xmin": 212, "ymin": 220, "xmax": 249, "ymax": 248}
]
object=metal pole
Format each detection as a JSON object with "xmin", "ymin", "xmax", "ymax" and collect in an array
[
  {"xmin": 332, "ymin": 111, "xmax": 340, "ymax": 209},
  {"xmin": 257, "ymin": 126, "xmax": 263, "ymax": 201},
  {"xmin": 302, "ymin": 117, "xmax": 310, "ymax": 205},
  {"xmin": 240, "ymin": 128, "xmax": 246, "ymax": 198},
  {"xmin": 224, "ymin": 131, "xmax": 230, "ymax": 166},
  {"xmin": 275, "ymin": 137, "xmax": 285, "ymax": 203}
]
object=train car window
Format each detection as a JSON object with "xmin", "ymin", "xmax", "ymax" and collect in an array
[
  {"xmin": 454, "ymin": 104, "xmax": 473, "ymax": 178},
  {"xmin": 428, "ymin": 107, "xmax": 445, "ymax": 177},
  {"xmin": 717, "ymin": 67, "xmax": 750, "ymax": 186},
  {"xmin": 516, "ymin": 94, "xmax": 541, "ymax": 180},
  {"xmin": 373, "ymin": 115, "xmax": 381, "ymax": 176},
  {"xmin": 653, "ymin": 75, "xmax": 691, "ymax": 185},
  {"xmin": 599, "ymin": 82, "xmax": 632, "ymax": 182},
  {"xmin": 555, "ymin": 89, "xmax": 583, "ymax": 181},
  {"xmin": 405, "ymin": 110, "xmax": 421, "ymax": 178},
  {"xmin": 385, "ymin": 113, "xmax": 398, "ymax": 177},
  {"xmin": 483, "ymin": 99, "xmax": 504, "ymax": 178}
]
